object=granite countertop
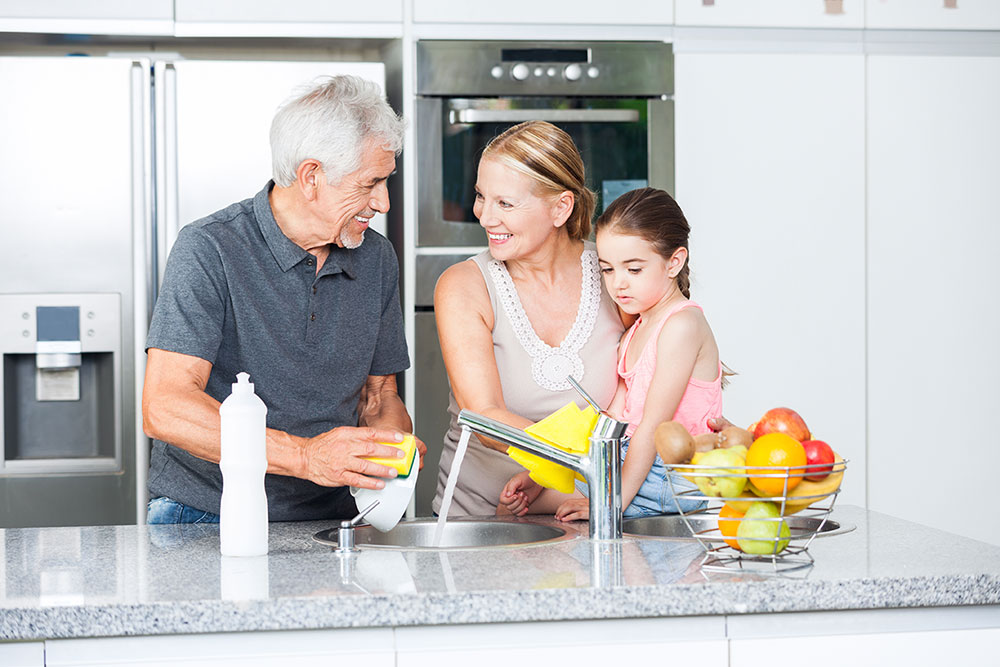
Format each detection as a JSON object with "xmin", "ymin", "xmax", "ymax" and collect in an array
[{"xmin": 2, "ymin": 505, "xmax": 1000, "ymax": 640}]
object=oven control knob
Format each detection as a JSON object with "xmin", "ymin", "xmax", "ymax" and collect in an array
[
  {"xmin": 563, "ymin": 63, "xmax": 583, "ymax": 81},
  {"xmin": 490, "ymin": 65, "xmax": 504, "ymax": 79},
  {"xmin": 511, "ymin": 63, "xmax": 530, "ymax": 81}
]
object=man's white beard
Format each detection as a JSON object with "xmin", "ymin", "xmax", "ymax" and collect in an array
[{"xmin": 340, "ymin": 229, "xmax": 365, "ymax": 249}]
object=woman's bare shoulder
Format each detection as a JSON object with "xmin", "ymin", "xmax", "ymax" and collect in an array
[{"xmin": 434, "ymin": 257, "xmax": 491, "ymax": 312}]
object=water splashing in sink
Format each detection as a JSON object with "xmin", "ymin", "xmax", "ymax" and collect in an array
[{"xmin": 433, "ymin": 426, "xmax": 471, "ymax": 547}]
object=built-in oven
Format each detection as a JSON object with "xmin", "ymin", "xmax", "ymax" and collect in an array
[{"xmin": 412, "ymin": 40, "xmax": 674, "ymax": 514}]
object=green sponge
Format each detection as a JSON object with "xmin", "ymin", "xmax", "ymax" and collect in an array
[{"xmin": 365, "ymin": 434, "xmax": 417, "ymax": 478}]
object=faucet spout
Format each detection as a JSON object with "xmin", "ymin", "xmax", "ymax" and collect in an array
[{"xmin": 456, "ymin": 409, "xmax": 628, "ymax": 541}]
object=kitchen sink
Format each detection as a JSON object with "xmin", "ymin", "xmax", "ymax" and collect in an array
[
  {"xmin": 623, "ymin": 513, "xmax": 854, "ymax": 540},
  {"xmin": 313, "ymin": 517, "xmax": 577, "ymax": 550}
]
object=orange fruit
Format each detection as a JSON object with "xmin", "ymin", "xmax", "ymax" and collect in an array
[
  {"xmin": 746, "ymin": 433, "xmax": 807, "ymax": 496},
  {"xmin": 718, "ymin": 504, "xmax": 744, "ymax": 550}
]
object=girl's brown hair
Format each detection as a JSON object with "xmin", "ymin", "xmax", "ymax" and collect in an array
[
  {"xmin": 481, "ymin": 121, "xmax": 596, "ymax": 241},
  {"xmin": 595, "ymin": 187, "xmax": 692, "ymax": 298}
]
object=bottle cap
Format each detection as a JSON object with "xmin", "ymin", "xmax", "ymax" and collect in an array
[{"xmin": 233, "ymin": 372, "xmax": 254, "ymax": 394}]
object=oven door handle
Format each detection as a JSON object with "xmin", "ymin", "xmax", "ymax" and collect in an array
[{"xmin": 449, "ymin": 109, "xmax": 640, "ymax": 124}]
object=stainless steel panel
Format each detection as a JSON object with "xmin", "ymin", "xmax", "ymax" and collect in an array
[
  {"xmin": 414, "ymin": 253, "xmax": 479, "ymax": 307},
  {"xmin": 417, "ymin": 40, "xmax": 673, "ymax": 97},
  {"xmin": 648, "ymin": 97, "xmax": 676, "ymax": 196},
  {"xmin": 413, "ymin": 311, "xmax": 450, "ymax": 516}
]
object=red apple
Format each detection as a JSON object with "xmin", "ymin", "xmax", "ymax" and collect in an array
[
  {"xmin": 752, "ymin": 407, "xmax": 811, "ymax": 442},
  {"xmin": 802, "ymin": 440, "xmax": 835, "ymax": 481}
]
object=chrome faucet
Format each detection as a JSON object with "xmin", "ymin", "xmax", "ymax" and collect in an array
[{"xmin": 456, "ymin": 377, "xmax": 628, "ymax": 541}]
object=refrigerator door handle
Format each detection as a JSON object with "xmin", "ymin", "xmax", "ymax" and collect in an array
[
  {"xmin": 131, "ymin": 59, "xmax": 153, "ymax": 525},
  {"xmin": 155, "ymin": 62, "xmax": 180, "ymax": 288}
]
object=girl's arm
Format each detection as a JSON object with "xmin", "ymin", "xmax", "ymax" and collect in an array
[
  {"xmin": 619, "ymin": 310, "xmax": 706, "ymax": 509},
  {"xmin": 434, "ymin": 260, "xmax": 534, "ymax": 451}
]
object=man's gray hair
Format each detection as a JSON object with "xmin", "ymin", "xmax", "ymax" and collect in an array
[{"xmin": 270, "ymin": 74, "xmax": 405, "ymax": 187}]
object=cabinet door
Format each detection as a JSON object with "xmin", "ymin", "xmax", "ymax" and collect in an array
[
  {"xmin": 174, "ymin": 0, "xmax": 403, "ymax": 33},
  {"xmin": 675, "ymin": 0, "xmax": 864, "ymax": 28},
  {"xmin": 867, "ymin": 54, "xmax": 1000, "ymax": 547},
  {"xmin": 413, "ymin": 0, "xmax": 672, "ymax": 24},
  {"xmin": 0, "ymin": 0, "xmax": 172, "ymax": 34},
  {"xmin": 674, "ymin": 52, "xmax": 866, "ymax": 505},
  {"xmin": 0, "ymin": 642, "xmax": 44, "ymax": 667},
  {"xmin": 866, "ymin": 0, "xmax": 1000, "ymax": 30},
  {"xmin": 46, "ymin": 629, "xmax": 395, "ymax": 666},
  {"xmin": 731, "ymin": 627, "xmax": 1000, "ymax": 666},
  {"xmin": 396, "ymin": 618, "xmax": 728, "ymax": 666}
]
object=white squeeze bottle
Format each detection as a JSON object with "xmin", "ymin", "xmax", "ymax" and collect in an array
[{"xmin": 219, "ymin": 372, "xmax": 269, "ymax": 556}]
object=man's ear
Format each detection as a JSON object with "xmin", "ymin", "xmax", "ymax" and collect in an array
[
  {"xmin": 296, "ymin": 160, "xmax": 323, "ymax": 200},
  {"xmin": 551, "ymin": 191, "xmax": 575, "ymax": 228}
]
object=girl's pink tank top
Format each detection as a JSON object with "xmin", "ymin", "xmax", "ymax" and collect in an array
[{"xmin": 618, "ymin": 300, "xmax": 722, "ymax": 437}]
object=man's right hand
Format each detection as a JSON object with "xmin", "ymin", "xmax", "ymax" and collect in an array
[{"xmin": 300, "ymin": 426, "xmax": 410, "ymax": 490}]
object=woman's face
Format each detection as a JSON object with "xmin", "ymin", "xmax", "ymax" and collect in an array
[{"xmin": 473, "ymin": 158, "xmax": 564, "ymax": 261}]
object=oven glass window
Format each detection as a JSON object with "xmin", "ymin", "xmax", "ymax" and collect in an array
[{"xmin": 442, "ymin": 98, "xmax": 650, "ymax": 226}]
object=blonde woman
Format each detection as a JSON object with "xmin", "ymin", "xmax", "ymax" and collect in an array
[{"xmin": 432, "ymin": 121, "xmax": 625, "ymax": 517}]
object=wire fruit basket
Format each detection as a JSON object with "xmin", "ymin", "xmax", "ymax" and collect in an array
[{"xmin": 664, "ymin": 456, "xmax": 848, "ymax": 573}]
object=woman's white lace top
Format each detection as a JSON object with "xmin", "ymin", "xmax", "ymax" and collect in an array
[{"xmin": 487, "ymin": 248, "xmax": 602, "ymax": 392}]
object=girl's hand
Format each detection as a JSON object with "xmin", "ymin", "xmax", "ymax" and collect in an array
[
  {"xmin": 498, "ymin": 471, "xmax": 538, "ymax": 516},
  {"xmin": 707, "ymin": 416, "xmax": 736, "ymax": 432},
  {"xmin": 554, "ymin": 498, "xmax": 590, "ymax": 522}
]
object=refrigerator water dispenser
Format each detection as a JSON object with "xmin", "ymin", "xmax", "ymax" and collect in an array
[{"xmin": 0, "ymin": 294, "xmax": 122, "ymax": 474}]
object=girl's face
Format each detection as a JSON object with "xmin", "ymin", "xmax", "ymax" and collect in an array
[
  {"xmin": 596, "ymin": 229, "xmax": 686, "ymax": 315},
  {"xmin": 473, "ymin": 158, "xmax": 570, "ymax": 261}
]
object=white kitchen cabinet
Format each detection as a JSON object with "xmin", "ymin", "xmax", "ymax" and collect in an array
[
  {"xmin": 0, "ymin": 0, "xmax": 172, "ymax": 35},
  {"xmin": 395, "ymin": 618, "xmax": 728, "ymax": 666},
  {"xmin": 866, "ymin": 0, "xmax": 1000, "ymax": 30},
  {"xmin": 412, "ymin": 0, "xmax": 672, "ymax": 25},
  {"xmin": 174, "ymin": 0, "xmax": 403, "ymax": 37},
  {"xmin": 0, "ymin": 642, "xmax": 43, "ymax": 667},
  {"xmin": 45, "ymin": 629, "xmax": 395, "ymax": 666},
  {"xmin": 731, "ymin": 627, "xmax": 1000, "ymax": 666},
  {"xmin": 674, "ymin": 0, "xmax": 864, "ymax": 29},
  {"xmin": 674, "ymin": 51, "xmax": 867, "ymax": 506},
  {"xmin": 866, "ymin": 54, "xmax": 1000, "ymax": 546}
]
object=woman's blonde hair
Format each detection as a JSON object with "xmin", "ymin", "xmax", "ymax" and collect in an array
[{"xmin": 480, "ymin": 121, "xmax": 595, "ymax": 241}]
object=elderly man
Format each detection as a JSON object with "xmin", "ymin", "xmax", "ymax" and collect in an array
[{"xmin": 142, "ymin": 75, "xmax": 423, "ymax": 524}]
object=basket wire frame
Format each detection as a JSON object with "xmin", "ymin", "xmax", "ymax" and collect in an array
[{"xmin": 665, "ymin": 457, "xmax": 848, "ymax": 573}]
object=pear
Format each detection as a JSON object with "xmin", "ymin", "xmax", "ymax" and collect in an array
[
  {"xmin": 736, "ymin": 501, "xmax": 791, "ymax": 554},
  {"xmin": 692, "ymin": 448, "xmax": 747, "ymax": 498}
]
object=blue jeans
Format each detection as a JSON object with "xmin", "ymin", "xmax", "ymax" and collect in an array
[
  {"xmin": 146, "ymin": 496, "xmax": 220, "ymax": 524},
  {"xmin": 577, "ymin": 439, "xmax": 706, "ymax": 518}
]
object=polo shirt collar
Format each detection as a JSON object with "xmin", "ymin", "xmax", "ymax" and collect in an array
[{"xmin": 254, "ymin": 181, "xmax": 356, "ymax": 279}]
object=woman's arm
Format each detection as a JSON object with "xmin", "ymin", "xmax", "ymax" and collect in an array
[
  {"xmin": 619, "ymin": 310, "xmax": 707, "ymax": 509},
  {"xmin": 434, "ymin": 261, "xmax": 533, "ymax": 451}
]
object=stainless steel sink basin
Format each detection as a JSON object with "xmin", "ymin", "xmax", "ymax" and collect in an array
[
  {"xmin": 313, "ymin": 518, "xmax": 576, "ymax": 550},
  {"xmin": 623, "ymin": 513, "xmax": 854, "ymax": 540}
]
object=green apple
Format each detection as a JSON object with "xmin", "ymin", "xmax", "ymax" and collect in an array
[
  {"xmin": 693, "ymin": 448, "xmax": 747, "ymax": 498},
  {"xmin": 736, "ymin": 501, "xmax": 791, "ymax": 554}
]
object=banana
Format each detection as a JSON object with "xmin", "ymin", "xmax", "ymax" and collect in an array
[{"xmin": 746, "ymin": 453, "xmax": 845, "ymax": 514}]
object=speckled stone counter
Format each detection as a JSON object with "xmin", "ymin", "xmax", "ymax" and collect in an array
[{"xmin": 1, "ymin": 505, "xmax": 999, "ymax": 641}]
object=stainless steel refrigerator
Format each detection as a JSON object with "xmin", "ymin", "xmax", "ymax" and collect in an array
[{"xmin": 0, "ymin": 54, "xmax": 387, "ymax": 527}]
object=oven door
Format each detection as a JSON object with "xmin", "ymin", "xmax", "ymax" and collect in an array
[{"xmin": 416, "ymin": 96, "xmax": 674, "ymax": 247}]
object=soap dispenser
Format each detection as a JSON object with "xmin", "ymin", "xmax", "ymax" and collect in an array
[{"xmin": 219, "ymin": 372, "xmax": 268, "ymax": 556}]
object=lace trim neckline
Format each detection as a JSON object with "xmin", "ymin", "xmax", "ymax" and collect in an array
[{"xmin": 488, "ymin": 248, "xmax": 602, "ymax": 392}]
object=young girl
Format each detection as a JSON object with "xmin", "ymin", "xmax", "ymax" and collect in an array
[{"xmin": 499, "ymin": 187, "xmax": 723, "ymax": 520}]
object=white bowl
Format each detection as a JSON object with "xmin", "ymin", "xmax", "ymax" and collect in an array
[{"xmin": 350, "ymin": 454, "xmax": 419, "ymax": 532}]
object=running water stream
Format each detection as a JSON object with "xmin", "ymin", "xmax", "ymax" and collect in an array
[{"xmin": 432, "ymin": 426, "xmax": 471, "ymax": 547}]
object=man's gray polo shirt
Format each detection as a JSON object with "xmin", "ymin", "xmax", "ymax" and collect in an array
[{"xmin": 146, "ymin": 181, "xmax": 410, "ymax": 521}]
